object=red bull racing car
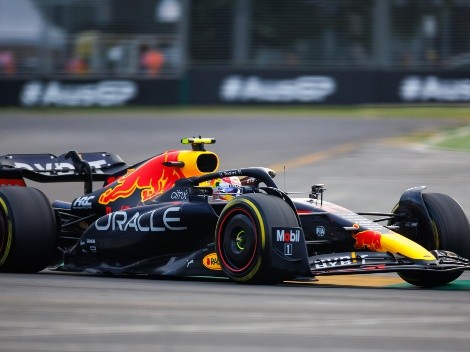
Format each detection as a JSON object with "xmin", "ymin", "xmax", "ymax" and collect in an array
[{"xmin": 1, "ymin": 138, "xmax": 469, "ymax": 287}]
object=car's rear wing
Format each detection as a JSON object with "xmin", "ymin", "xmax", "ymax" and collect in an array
[{"xmin": 0, "ymin": 151, "xmax": 128, "ymax": 193}]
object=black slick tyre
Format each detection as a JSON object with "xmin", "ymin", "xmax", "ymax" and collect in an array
[
  {"xmin": 215, "ymin": 193, "xmax": 299, "ymax": 284},
  {"xmin": 0, "ymin": 186, "xmax": 57, "ymax": 273},
  {"xmin": 422, "ymin": 193, "xmax": 470, "ymax": 259},
  {"xmin": 397, "ymin": 193, "xmax": 470, "ymax": 287}
]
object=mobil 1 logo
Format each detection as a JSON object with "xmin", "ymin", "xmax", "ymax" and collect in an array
[{"xmin": 272, "ymin": 227, "xmax": 303, "ymax": 256}]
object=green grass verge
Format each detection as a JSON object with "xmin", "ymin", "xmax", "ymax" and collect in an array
[
  {"xmin": 424, "ymin": 125, "xmax": 470, "ymax": 151},
  {"xmin": 391, "ymin": 126, "xmax": 470, "ymax": 151},
  {"xmin": 434, "ymin": 135, "xmax": 470, "ymax": 150}
]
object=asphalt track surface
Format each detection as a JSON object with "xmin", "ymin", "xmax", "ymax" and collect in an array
[{"xmin": 1, "ymin": 110, "xmax": 470, "ymax": 352}]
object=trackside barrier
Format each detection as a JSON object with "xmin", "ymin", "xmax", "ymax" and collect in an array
[{"xmin": 1, "ymin": 70, "xmax": 470, "ymax": 106}]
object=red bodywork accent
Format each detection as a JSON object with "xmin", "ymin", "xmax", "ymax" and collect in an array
[
  {"xmin": 98, "ymin": 151, "xmax": 185, "ymax": 205},
  {"xmin": 352, "ymin": 230, "xmax": 383, "ymax": 251},
  {"xmin": 0, "ymin": 178, "xmax": 26, "ymax": 187},
  {"xmin": 296, "ymin": 209, "xmax": 314, "ymax": 215}
]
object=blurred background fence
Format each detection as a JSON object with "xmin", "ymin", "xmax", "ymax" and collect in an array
[{"xmin": 2, "ymin": 0, "xmax": 470, "ymax": 106}]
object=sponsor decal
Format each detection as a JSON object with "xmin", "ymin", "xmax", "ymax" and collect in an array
[
  {"xmin": 170, "ymin": 189, "xmax": 188, "ymax": 200},
  {"xmin": 88, "ymin": 239, "xmax": 96, "ymax": 252},
  {"xmin": 313, "ymin": 254, "xmax": 369, "ymax": 269},
  {"xmin": 20, "ymin": 80, "xmax": 137, "ymax": 107},
  {"xmin": 202, "ymin": 253, "xmax": 222, "ymax": 271},
  {"xmin": 400, "ymin": 75, "xmax": 470, "ymax": 102},
  {"xmin": 14, "ymin": 161, "xmax": 75, "ymax": 175},
  {"xmin": 80, "ymin": 238, "xmax": 97, "ymax": 253},
  {"xmin": 352, "ymin": 230, "xmax": 382, "ymax": 251},
  {"xmin": 95, "ymin": 206, "xmax": 187, "ymax": 232},
  {"xmin": 99, "ymin": 151, "xmax": 186, "ymax": 205},
  {"xmin": 72, "ymin": 196, "xmax": 95, "ymax": 209},
  {"xmin": 314, "ymin": 256, "xmax": 352, "ymax": 269},
  {"xmin": 276, "ymin": 229, "xmax": 301, "ymax": 243},
  {"xmin": 219, "ymin": 75, "xmax": 336, "ymax": 103},
  {"xmin": 219, "ymin": 169, "xmax": 242, "ymax": 177},
  {"xmin": 340, "ymin": 213, "xmax": 385, "ymax": 231},
  {"xmin": 315, "ymin": 226, "xmax": 326, "ymax": 237},
  {"xmin": 284, "ymin": 243, "xmax": 293, "ymax": 256},
  {"xmin": 13, "ymin": 160, "xmax": 107, "ymax": 175}
]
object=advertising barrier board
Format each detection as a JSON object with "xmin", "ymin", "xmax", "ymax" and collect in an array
[{"xmin": 1, "ymin": 71, "xmax": 470, "ymax": 106}]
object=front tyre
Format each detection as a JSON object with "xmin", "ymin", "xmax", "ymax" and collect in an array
[
  {"xmin": 422, "ymin": 193, "xmax": 470, "ymax": 259},
  {"xmin": 397, "ymin": 270, "xmax": 462, "ymax": 288},
  {"xmin": 0, "ymin": 187, "xmax": 57, "ymax": 273},
  {"xmin": 395, "ymin": 193, "xmax": 470, "ymax": 287},
  {"xmin": 215, "ymin": 193, "xmax": 299, "ymax": 284}
]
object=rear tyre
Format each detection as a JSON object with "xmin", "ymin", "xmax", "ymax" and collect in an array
[
  {"xmin": 0, "ymin": 187, "xmax": 57, "ymax": 273},
  {"xmin": 395, "ymin": 193, "xmax": 470, "ymax": 287},
  {"xmin": 215, "ymin": 193, "xmax": 298, "ymax": 284}
]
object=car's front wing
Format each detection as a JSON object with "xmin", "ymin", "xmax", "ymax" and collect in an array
[{"xmin": 309, "ymin": 250, "xmax": 470, "ymax": 276}]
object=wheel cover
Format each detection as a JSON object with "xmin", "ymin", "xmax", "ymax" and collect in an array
[
  {"xmin": 235, "ymin": 230, "xmax": 246, "ymax": 251},
  {"xmin": 217, "ymin": 207, "xmax": 258, "ymax": 273}
]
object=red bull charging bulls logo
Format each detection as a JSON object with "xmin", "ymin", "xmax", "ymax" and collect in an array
[
  {"xmin": 99, "ymin": 151, "xmax": 186, "ymax": 205},
  {"xmin": 352, "ymin": 230, "xmax": 383, "ymax": 251}
]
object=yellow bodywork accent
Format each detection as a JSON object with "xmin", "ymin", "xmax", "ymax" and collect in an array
[
  {"xmin": 177, "ymin": 150, "xmax": 219, "ymax": 177},
  {"xmin": 379, "ymin": 231, "xmax": 435, "ymax": 261},
  {"xmin": 0, "ymin": 198, "xmax": 12, "ymax": 266},
  {"xmin": 181, "ymin": 137, "xmax": 215, "ymax": 145}
]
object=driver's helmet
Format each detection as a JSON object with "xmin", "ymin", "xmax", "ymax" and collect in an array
[{"xmin": 208, "ymin": 176, "xmax": 241, "ymax": 201}]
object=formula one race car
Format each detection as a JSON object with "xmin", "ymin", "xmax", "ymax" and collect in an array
[{"xmin": 1, "ymin": 138, "xmax": 469, "ymax": 287}]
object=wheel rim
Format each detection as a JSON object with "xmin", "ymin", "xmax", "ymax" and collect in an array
[{"xmin": 218, "ymin": 208, "xmax": 258, "ymax": 273}]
